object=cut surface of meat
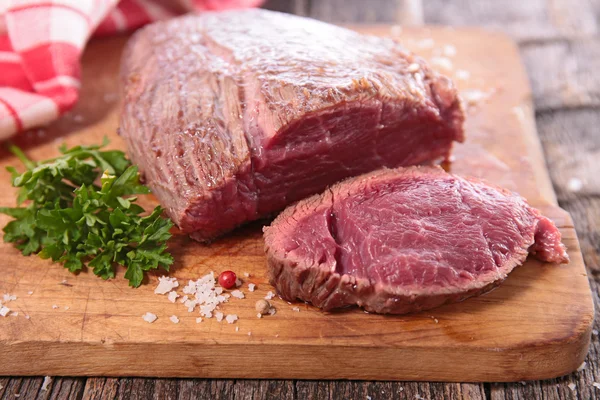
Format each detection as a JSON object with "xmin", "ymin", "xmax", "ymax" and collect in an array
[
  {"xmin": 264, "ymin": 166, "xmax": 569, "ymax": 314},
  {"xmin": 119, "ymin": 9, "xmax": 464, "ymax": 241}
]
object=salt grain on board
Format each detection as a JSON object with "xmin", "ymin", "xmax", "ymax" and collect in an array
[
  {"xmin": 512, "ymin": 106, "xmax": 526, "ymax": 123},
  {"xmin": 226, "ymin": 314, "xmax": 238, "ymax": 324},
  {"xmin": 27, "ymin": 291, "xmax": 33, "ymax": 295},
  {"xmin": 292, "ymin": 307, "xmax": 300, "ymax": 312},
  {"xmin": 235, "ymin": 326, "xmax": 239, "ymax": 332},
  {"xmin": 170, "ymin": 315, "xmax": 180, "ymax": 324},
  {"xmin": 248, "ymin": 283, "xmax": 256, "ymax": 292},
  {"xmin": 52, "ymin": 305, "xmax": 59, "ymax": 309},
  {"xmin": 155, "ymin": 276, "xmax": 179, "ymax": 294},
  {"xmin": 265, "ymin": 291, "xmax": 275, "ymax": 300},
  {"xmin": 41, "ymin": 376, "xmax": 52, "ymax": 391},
  {"xmin": 455, "ymin": 69, "xmax": 470, "ymax": 80},
  {"xmin": 196, "ymin": 317, "xmax": 203, "ymax": 323},
  {"xmin": 3, "ymin": 294, "xmax": 16, "ymax": 302},
  {"xmin": 142, "ymin": 312, "xmax": 157, "ymax": 323},
  {"xmin": 231, "ymin": 290, "xmax": 245, "ymax": 299},
  {"xmin": 10, "ymin": 312, "xmax": 18, "ymax": 317},
  {"xmin": 235, "ymin": 278, "xmax": 242, "ymax": 287},
  {"xmin": 443, "ymin": 44, "xmax": 457, "ymax": 57},
  {"xmin": 257, "ymin": 313, "xmax": 262, "ymax": 319},
  {"xmin": 215, "ymin": 312, "xmax": 224, "ymax": 322},
  {"xmin": 568, "ymin": 383, "xmax": 576, "ymax": 391},
  {"xmin": 0, "ymin": 307, "xmax": 10, "ymax": 317},
  {"xmin": 567, "ymin": 178, "xmax": 583, "ymax": 192},
  {"xmin": 243, "ymin": 272, "xmax": 250, "ymax": 278},
  {"xmin": 461, "ymin": 89, "xmax": 489, "ymax": 106},
  {"xmin": 268, "ymin": 308, "xmax": 277, "ymax": 316},
  {"xmin": 25, "ymin": 315, "xmax": 30, "ymax": 320},
  {"xmin": 578, "ymin": 361, "xmax": 587, "ymax": 371},
  {"xmin": 430, "ymin": 57, "xmax": 453, "ymax": 71},
  {"xmin": 167, "ymin": 291, "xmax": 179, "ymax": 303}
]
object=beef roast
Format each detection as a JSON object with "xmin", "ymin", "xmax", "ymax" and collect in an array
[
  {"xmin": 264, "ymin": 166, "xmax": 569, "ymax": 314},
  {"xmin": 119, "ymin": 9, "xmax": 464, "ymax": 241}
]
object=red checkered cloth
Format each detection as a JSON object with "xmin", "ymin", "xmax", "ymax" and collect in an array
[{"xmin": 0, "ymin": 0, "xmax": 263, "ymax": 140}]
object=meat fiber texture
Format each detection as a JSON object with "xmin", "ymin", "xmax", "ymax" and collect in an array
[
  {"xmin": 119, "ymin": 9, "xmax": 464, "ymax": 241},
  {"xmin": 264, "ymin": 167, "xmax": 569, "ymax": 314}
]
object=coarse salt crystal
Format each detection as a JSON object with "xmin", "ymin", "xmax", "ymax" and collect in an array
[
  {"xmin": 3, "ymin": 294, "xmax": 16, "ymax": 302},
  {"xmin": 248, "ymin": 283, "xmax": 256, "ymax": 292},
  {"xmin": 235, "ymin": 278, "xmax": 242, "ymax": 287},
  {"xmin": 461, "ymin": 89, "xmax": 489, "ymax": 106},
  {"xmin": 170, "ymin": 315, "xmax": 180, "ymax": 324},
  {"xmin": 25, "ymin": 315, "xmax": 30, "ymax": 320},
  {"xmin": 167, "ymin": 291, "xmax": 179, "ymax": 303},
  {"xmin": 226, "ymin": 314, "xmax": 238, "ymax": 324},
  {"xmin": 257, "ymin": 313, "xmax": 262, "ymax": 319},
  {"xmin": 64, "ymin": 306, "xmax": 69, "ymax": 310},
  {"xmin": 10, "ymin": 312, "xmax": 18, "ymax": 317},
  {"xmin": 434, "ymin": 318, "xmax": 439, "ymax": 323},
  {"xmin": 567, "ymin": 178, "xmax": 583, "ymax": 192},
  {"xmin": 142, "ymin": 312, "xmax": 157, "ymax": 323},
  {"xmin": 155, "ymin": 276, "xmax": 179, "ymax": 294},
  {"xmin": 1, "ymin": 306, "xmax": 11, "ymax": 316},
  {"xmin": 235, "ymin": 326, "xmax": 239, "ymax": 332},
  {"xmin": 455, "ymin": 69, "xmax": 470, "ymax": 80},
  {"xmin": 407, "ymin": 63, "xmax": 420, "ymax": 73},
  {"xmin": 52, "ymin": 305, "xmax": 59, "ymax": 309},
  {"xmin": 243, "ymin": 272, "xmax": 250, "ymax": 278},
  {"xmin": 265, "ymin": 291, "xmax": 275, "ymax": 300},
  {"xmin": 593, "ymin": 382, "xmax": 600, "ymax": 389},
  {"xmin": 215, "ymin": 312, "xmax": 224, "ymax": 322},
  {"xmin": 593, "ymin": 329, "xmax": 599, "ymax": 336},
  {"xmin": 512, "ymin": 106, "xmax": 526, "ymax": 122},
  {"xmin": 248, "ymin": 331, "xmax": 252, "ymax": 336},
  {"xmin": 41, "ymin": 376, "xmax": 52, "ymax": 391},
  {"xmin": 577, "ymin": 361, "xmax": 587, "ymax": 371},
  {"xmin": 215, "ymin": 287, "xmax": 224, "ymax": 295},
  {"xmin": 268, "ymin": 307, "xmax": 277, "ymax": 316},
  {"xmin": 196, "ymin": 317, "xmax": 203, "ymax": 323},
  {"xmin": 27, "ymin": 291, "xmax": 33, "ymax": 295},
  {"xmin": 179, "ymin": 295, "xmax": 189, "ymax": 303},
  {"xmin": 231, "ymin": 290, "xmax": 245, "ymax": 299},
  {"xmin": 292, "ymin": 307, "xmax": 300, "ymax": 312},
  {"xmin": 568, "ymin": 383, "xmax": 576, "ymax": 391},
  {"xmin": 431, "ymin": 57, "xmax": 453, "ymax": 71},
  {"xmin": 443, "ymin": 45, "xmax": 457, "ymax": 57}
]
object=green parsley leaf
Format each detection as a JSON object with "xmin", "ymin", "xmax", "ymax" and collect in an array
[{"xmin": 0, "ymin": 140, "xmax": 174, "ymax": 287}]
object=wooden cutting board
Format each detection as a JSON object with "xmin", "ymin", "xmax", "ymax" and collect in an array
[{"xmin": 0, "ymin": 26, "xmax": 593, "ymax": 382}]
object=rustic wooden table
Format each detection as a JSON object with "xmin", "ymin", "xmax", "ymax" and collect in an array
[{"xmin": 1, "ymin": 0, "xmax": 598, "ymax": 399}]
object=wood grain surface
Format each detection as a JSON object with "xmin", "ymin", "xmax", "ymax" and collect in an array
[{"xmin": 1, "ymin": 0, "xmax": 599, "ymax": 398}]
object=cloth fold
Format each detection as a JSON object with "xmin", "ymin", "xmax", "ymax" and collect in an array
[{"xmin": 0, "ymin": 0, "xmax": 262, "ymax": 140}]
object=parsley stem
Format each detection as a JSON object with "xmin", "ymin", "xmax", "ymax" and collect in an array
[{"xmin": 7, "ymin": 144, "xmax": 35, "ymax": 170}]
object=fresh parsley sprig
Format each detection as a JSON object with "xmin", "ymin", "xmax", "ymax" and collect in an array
[{"xmin": 0, "ymin": 140, "xmax": 174, "ymax": 287}]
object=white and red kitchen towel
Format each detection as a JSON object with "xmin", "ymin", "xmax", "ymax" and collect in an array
[{"xmin": 0, "ymin": 0, "xmax": 262, "ymax": 140}]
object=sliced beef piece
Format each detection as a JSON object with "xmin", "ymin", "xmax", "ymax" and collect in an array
[
  {"xmin": 264, "ymin": 166, "xmax": 569, "ymax": 314},
  {"xmin": 119, "ymin": 9, "xmax": 464, "ymax": 241}
]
